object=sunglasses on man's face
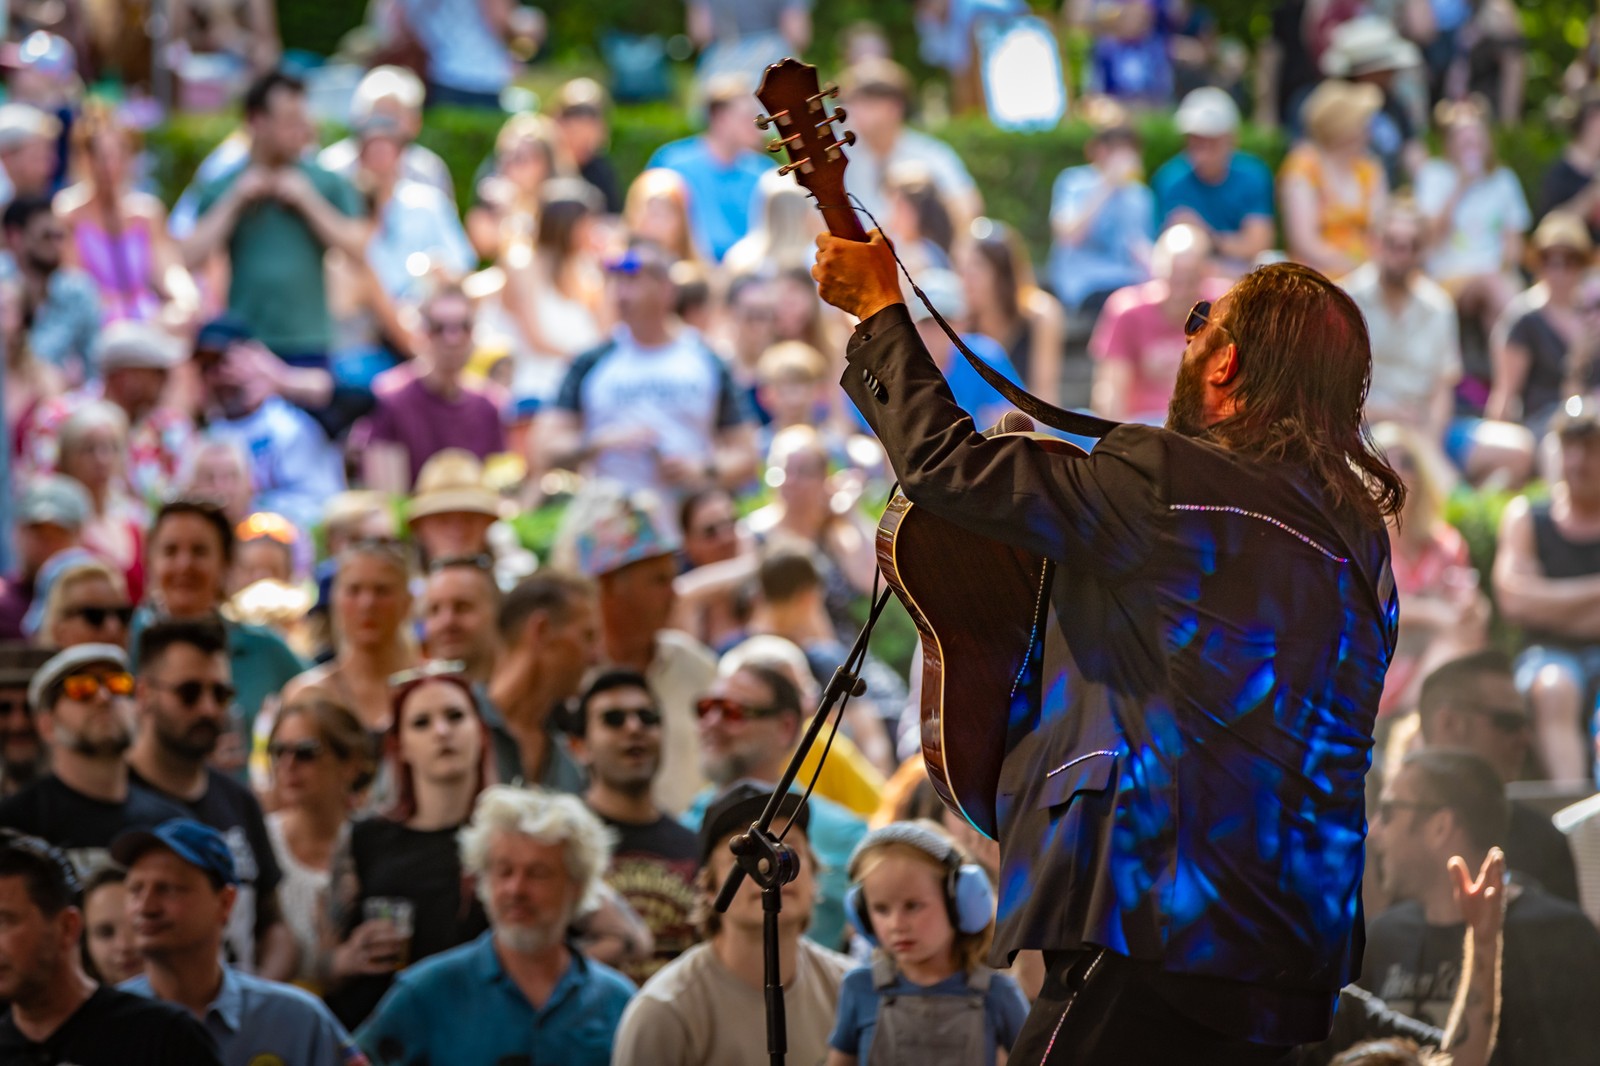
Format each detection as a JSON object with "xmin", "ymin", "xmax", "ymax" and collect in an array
[
  {"xmin": 426, "ymin": 318, "xmax": 472, "ymax": 337},
  {"xmin": 149, "ymin": 679, "xmax": 237, "ymax": 709},
  {"xmin": 64, "ymin": 604, "xmax": 135, "ymax": 628},
  {"xmin": 694, "ymin": 697, "xmax": 783, "ymax": 724},
  {"xmin": 1183, "ymin": 300, "xmax": 1230, "ymax": 340},
  {"xmin": 59, "ymin": 672, "xmax": 135, "ymax": 701},
  {"xmin": 268, "ymin": 738, "xmax": 324, "ymax": 765},
  {"xmin": 597, "ymin": 706, "xmax": 662, "ymax": 730}
]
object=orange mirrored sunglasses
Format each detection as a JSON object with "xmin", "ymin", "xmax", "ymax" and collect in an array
[{"xmin": 59, "ymin": 671, "xmax": 135, "ymax": 701}]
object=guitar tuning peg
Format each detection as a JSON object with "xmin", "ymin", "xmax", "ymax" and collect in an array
[
  {"xmin": 777, "ymin": 157, "xmax": 812, "ymax": 177},
  {"xmin": 754, "ymin": 108, "xmax": 790, "ymax": 130},
  {"xmin": 840, "ymin": 130, "xmax": 857, "ymax": 148},
  {"xmin": 806, "ymin": 85, "xmax": 840, "ymax": 105},
  {"xmin": 815, "ymin": 106, "xmax": 847, "ymax": 129}
]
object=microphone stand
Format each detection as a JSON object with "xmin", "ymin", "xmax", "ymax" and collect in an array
[{"xmin": 712, "ymin": 585, "xmax": 892, "ymax": 1066}]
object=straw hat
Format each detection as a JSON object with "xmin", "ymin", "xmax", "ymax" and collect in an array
[
  {"xmin": 407, "ymin": 449, "xmax": 502, "ymax": 522},
  {"xmin": 1302, "ymin": 79, "xmax": 1382, "ymax": 148},
  {"xmin": 1528, "ymin": 210, "xmax": 1594, "ymax": 268},
  {"xmin": 1321, "ymin": 17, "xmax": 1421, "ymax": 78}
]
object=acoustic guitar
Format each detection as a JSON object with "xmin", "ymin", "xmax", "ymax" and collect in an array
[{"xmin": 756, "ymin": 59, "xmax": 1085, "ymax": 839}]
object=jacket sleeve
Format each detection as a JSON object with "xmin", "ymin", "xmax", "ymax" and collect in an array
[{"xmin": 841, "ymin": 303, "xmax": 1160, "ymax": 576}]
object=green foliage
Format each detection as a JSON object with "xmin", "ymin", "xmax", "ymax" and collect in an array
[{"xmin": 278, "ymin": 0, "xmax": 368, "ymax": 60}]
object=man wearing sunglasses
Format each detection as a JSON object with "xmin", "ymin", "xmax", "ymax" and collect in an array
[
  {"xmin": 125, "ymin": 619, "xmax": 297, "ymax": 982},
  {"xmin": 1413, "ymin": 652, "xmax": 1579, "ymax": 906},
  {"xmin": 569, "ymin": 670, "xmax": 700, "ymax": 985},
  {"xmin": 0, "ymin": 644, "xmax": 187, "ymax": 874},
  {"xmin": 358, "ymin": 283, "xmax": 507, "ymax": 495},
  {"xmin": 814, "ymin": 233, "xmax": 1406, "ymax": 1063}
]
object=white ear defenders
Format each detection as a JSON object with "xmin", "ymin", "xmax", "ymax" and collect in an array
[{"xmin": 843, "ymin": 822, "xmax": 995, "ymax": 944}]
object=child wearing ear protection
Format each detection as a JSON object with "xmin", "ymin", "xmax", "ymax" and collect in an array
[{"xmin": 825, "ymin": 821, "xmax": 1028, "ymax": 1066}]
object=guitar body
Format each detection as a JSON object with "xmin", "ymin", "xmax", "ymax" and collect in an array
[{"xmin": 877, "ymin": 435, "xmax": 1085, "ymax": 840}]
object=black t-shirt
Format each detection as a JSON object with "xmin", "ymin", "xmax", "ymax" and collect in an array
[
  {"xmin": 0, "ymin": 775, "xmax": 189, "ymax": 875},
  {"xmin": 129, "ymin": 767, "xmax": 283, "ymax": 970},
  {"xmin": 0, "ymin": 985, "xmax": 221, "ymax": 1065},
  {"xmin": 1357, "ymin": 887, "xmax": 1600, "ymax": 1065},
  {"xmin": 1291, "ymin": 985, "xmax": 1442, "ymax": 1066},
  {"xmin": 323, "ymin": 816, "xmax": 488, "ymax": 1030},
  {"xmin": 1506, "ymin": 801, "xmax": 1580, "ymax": 905},
  {"xmin": 596, "ymin": 811, "xmax": 701, "ymax": 984}
]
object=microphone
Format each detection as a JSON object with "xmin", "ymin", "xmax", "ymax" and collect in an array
[{"xmin": 986, "ymin": 411, "xmax": 1036, "ymax": 437}]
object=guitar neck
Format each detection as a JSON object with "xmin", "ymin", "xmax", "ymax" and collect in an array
[{"xmin": 820, "ymin": 202, "xmax": 868, "ymax": 243}]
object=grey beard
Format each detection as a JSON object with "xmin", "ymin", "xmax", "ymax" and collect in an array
[
  {"xmin": 702, "ymin": 750, "xmax": 761, "ymax": 788},
  {"xmin": 494, "ymin": 923, "xmax": 563, "ymax": 955},
  {"xmin": 56, "ymin": 723, "xmax": 131, "ymax": 760}
]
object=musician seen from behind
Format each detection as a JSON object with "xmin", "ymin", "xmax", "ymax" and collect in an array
[{"xmin": 812, "ymin": 231, "xmax": 1404, "ymax": 1065}]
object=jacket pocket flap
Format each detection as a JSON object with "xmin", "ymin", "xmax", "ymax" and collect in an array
[{"xmin": 1036, "ymin": 750, "xmax": 1116, "ymax": 809}]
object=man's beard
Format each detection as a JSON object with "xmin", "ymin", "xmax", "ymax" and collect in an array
[
  {"xmin": 495, "ymin": 922, "xmax": 563, "ymax": 955},
  {"xmin": 57, "ymin": 721, "xmax": 132, "ymax": 759},
  {"xmin": 157, "ymin": 718, "xmax": 221, "ymax": 762},
  {"xmin": 1165, "ymin": 352, "xmax": 1210, "ymax": 438},
  {"xmin": 702, "ymin": 749, "xmax": 761, "ymax": 789}
]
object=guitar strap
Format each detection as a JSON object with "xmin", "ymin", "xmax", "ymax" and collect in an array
[{"xmin": 852, "ymin": 195, "xmax": 1124, "ymax": 441}]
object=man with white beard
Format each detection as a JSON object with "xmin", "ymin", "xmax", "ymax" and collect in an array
[{"xmin": 355, "ymin": 786, "xmax": 635, "ymax": 1065}]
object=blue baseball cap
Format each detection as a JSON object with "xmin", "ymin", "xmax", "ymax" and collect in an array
[
  {"xmin": 194, "ymin": 315, "xmax": 253, "ymax": 355},
  {"xmin": 112, "ymin": 819, "xmax": 238, "ymax": 887}
]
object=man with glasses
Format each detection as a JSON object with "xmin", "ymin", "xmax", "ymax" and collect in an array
[
  {"xmin": 1414, "ymin": 651, "xmax": 1579, "ymax": 904},
  {"xmin": 359, "ymin": 283, "xmax": 507, "ymax": 494},
  {"xmin": 681, "ymin": 662, "xmax": 865, "ymax": 950},
  {"xmin": 1363, "ymin": 749, "xmax": 1600, "ymax": 1065},
  {"xmin": 0, "ymin": 194, "xmax": 100, "ymax": 383},
  {"xmin": 570, "ymin": 669, "xmax": 701, "ymax": 983},
  {"xmin": 0, "ymin": 830, "xmax": 223, "ymax": 1064},
  {"xmin": 0, "ymin": 644, "xmax": 186, "ymax": 872},
  {"xmin": 125, "ymin": 618, "xmax": 296, "ymax": 980}
]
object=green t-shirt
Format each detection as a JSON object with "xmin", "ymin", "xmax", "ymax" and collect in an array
[{"xmin": 195, "ymin": 161, "xmax": 364, "ymax": 355}]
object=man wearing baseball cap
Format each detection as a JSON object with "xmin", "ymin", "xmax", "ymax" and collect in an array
[
  {"xmin": 612, "ymin": 780, "xmax": 851, "ymax": 1066},
  {"xmin": 0, "ymin": 830, "xmax": 223, "ymax": 1064},
  {"xmin": 0, "ymin": 474, "xmax": 90, "ymax": 640},
  {"xmin": 117, "ymin": 819, "xmax": 368, "ymax": 1065},
  {"xmin": 0, "ymin": 644, "xmax": 187, "ymax": 870},
  {"xmin": 1151, "ymin": 86, "xmax": 1276, "ymax": 272}
]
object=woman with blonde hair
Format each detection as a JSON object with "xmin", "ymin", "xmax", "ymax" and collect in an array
[
  {"xmin": 722, "ymin": 170, "xmax": 824, "ymax": 277},
  {"xmin": 36, "ymin": 556, "xmax": 133, "ymax": 651},
  {"xmin": 1279, "ymin": 79, "xmax": 1389, "ymax": 276},
  {"xmin": 466, "ymin": 111, "xmax": 568, "ymax": 259},
  {"xmin": 623, "ymin": 168, "xmax": 702, "ymax": 265},
  {"xmin": 55, "ymin": 400, "xmax": 146, "ymax": 601}
]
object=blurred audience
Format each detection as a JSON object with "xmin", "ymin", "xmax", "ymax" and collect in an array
[
  {"xmin": 1280, "ymin": 79, "xmax": 1388, "ymax": 277},
  {"xmin": 1048, "ymin": 101, "xmax": 1154, "ymax": 317},
  {"xmin": 1153, "ymin": 87, "xmax": 1275, "ymax": 273}
]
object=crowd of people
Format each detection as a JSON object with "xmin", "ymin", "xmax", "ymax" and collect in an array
[{"xmin": 1, "ymin": 1, "xmax": 1599, "ymax": 1064}]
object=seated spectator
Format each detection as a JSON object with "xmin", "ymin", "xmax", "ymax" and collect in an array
[
  {"xmin": 897, "ymin": 267, "xmax": 1028, "ymax": 432},
  {"xmin": 623, "ymin": 169, "xmax": 702, "ymax": 267},
  {"xmin": 389, "ymin": 0, "xmax": 520, "ymax": 110},
  {"xmin": 0, "ymin": 832, "xmax": 222, "ymax": 1065},
  {"xmin": 723, "ymin": 171, "xmax": 824, "ymax": 278},
  {"xmin": 1492, "ymin": 397, "xmax": 1600, "ymax": 784},
  {"xmin": 116, "ymin": 820, "xmax": 362, "ymax": 1063},
  {"xmin": 688, "ymin": 0, "xmax": 811, "ymax": 89},
  {"xmin": 0, "ymin": 103, "xmax": 61, "ymax": 211},
  {"xmin": 682, "ymin": 664, "xmax": 868, "ymax": 950},
  {"xmin": 957, "ymin": 217, "xmax": 1066, "ymax": 403},
  {"xmin": 1538, "ymin": 86, "xmax": 1600, "ymax": 242},
  {"xmin": 828, "ymin": 821, "xmax": 1028, "ymax": 1066},
  {"xmin": 420, "ymin": 553, "xmax": 503, "ymax": 687},
  {"xmin": 647, "ymin": 74, "xmax": 769, "ymax": 263},
  {"xmin": 466, "ymin": 112, "xmax": 563, "ymax": 261},
  {"xmin": 1344, "ymin": 205, "xmax": 1536, "ymax": 488},
  {"xmin": 1047, "ymin": 101, "xmax": 1154, "ymax": 315},
  {"xmin": 550, "ymin": 77, "xmax": 623, "ymax": 213},
  {"xmin": 1369, "ymin": 424, "xmax": 1490, "ymax": 718},
  {"xmin": 1486, "ymin": 213, "xmax": 1597, "ymax": 430},
  {"xmin": 540, "ymin": 239, "xmax": 757, "ymax": 503},
  {"xmin": 1280, "ymin": 79, "xmax": 1388, "ymax": 277},
  {"xmin": 614, "ymin": 781, "xmax": 851, "ymax": 1065},
  {"xmin": 1089, "ymin": 223, "xmax": 1227, "ymax": 422},
  {"xmin": 80, "ymin": 866, "xmax": 142, "ymax": 984},
  {"xmin": 323, "ymin": 672, "xmax": 491, "ymax": 1029},
  {"xmin": 1414, "ymin": 652, "xmax": 1579, "ymax": 903},
  {"xmin": 35, "ymin": 557, "xmax": 132, "ymax": 651},
  {"xmin": 318, "ymin": 66, "xmax": 455, "ymax": 203},
  {"xmin": 1415, "ymin": 100, "xmax": 1529, "ymax": 347},
  {"xmin": 355, "ymin": 112, "xmax": 474, "ymax": 308},
  {"xmin": 840, "ymin": 59, "xmax": 982, "ymax": 229},
  {"xmin": 882, "ymin": 164, "xmax": 956, "ymax": 274},
  {"xmin": 167, "ymin": 0, "xmax": 279, "ymax": 76},
  {"xmin": 183, "ymin": 71, "xmax": 369, "ymax": 372},
  {"xmin": 0, "ymin": 647, "xmax": 52, "ymax": 797},
  {"xmin": 406, "ymin": 450, "xmax": 504, "ymax": 566},
  {"xmin": 192, "ymin": 317, "xmax": 347, "ymax": 535},
  {"xmin": 2, "ymin": 194, "xmax": 101, "ymax": 383},
  {"xmin": 671, "ymin": 487, "xmax": 755, "ymax": 651},
  {"xmin": 1318, "ymin": 16, "xmax": 1426, "ymax": 190},
  {"xmin": 358, "ymin": 283, "xmax": 507, "ymax": 493},
  {"xmin": 232, "ymin": 513, "xmax": 300, "ymax": 592},
  {"xmin": 569, "ymin": 670, "xmax": 701, "ymax": 983},
  {"xmin": 179, "ymin": 439, "xmax": 254, "ymax": 526},
  {"xmin": 1151, "ymin": 87, "xmax": 1275, "ymax": 272},
  {"xmin": 357, "ymin": 786, "xmax": 634, "ymax": 1065},
  {"xmin": 3, "ymin": 275, "xmax": 64, "ymax": 467},
  {"xmin": 1436, "ymin": 0, "xmax": 1525, "ymax": 123},
  {"xmin": 126, "ymin": 618, "xmax": 294, "ymax": 978},
  {"xmin": 1362, "ymin": 750, "xmax": 1600, "ymax": 1065},
  {"xmin": 54, "ymin": 401, "xmax": 145, "ymax": 602},
  {"xmin": 0, "ymin": 644, "xmax": 188, "ymax": 870},
  {"xmin": 134, "ymin": 498, "xmax": 304, "ymax": 750},
  {"xmin": 0, "ymin": 475, "xmax": 90, "ymax": 640},
  {"xmin": 56, "ymin": 102, "xmax": 198, "ymax": 330},
  {"xmin": 753, "ymin": 340, "xmax": 832, "ymax": 445},
  {"xmin": 1079, "ymin": 0, "xmax": 1174, "ymax": 103}
]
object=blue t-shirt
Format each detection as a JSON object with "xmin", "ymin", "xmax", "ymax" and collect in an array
[
  {"xmin": 1151, "ymin": 151, "xmax": 1275, "ymax": 236},
  {"xmin": 828, "ymin": 962, "xmax": 1029, "ymax": 1066},
  {"xmin": 939, "ymin": 332, "xmax": 1028, "ymax": 431},
  {"xmin": 647, "ymin": 136, "xmax": 770, "ymax": 261}
]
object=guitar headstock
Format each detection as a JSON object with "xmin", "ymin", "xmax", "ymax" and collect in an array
[{"xmin": 755, "ymin": 58, "xmax": 867, "ymax": 243}]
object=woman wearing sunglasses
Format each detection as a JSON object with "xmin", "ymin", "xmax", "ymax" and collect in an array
[
  {"xmin": 264, "ymin": 698, "xmax": 377, "ymax": 989},
  {"xmin": 321, "ymin": 670, "xmax": 492, "ymax": 1030},
  {"xmin": 36, "ymin": 557, "xmax": 134, "ymax": 652}
]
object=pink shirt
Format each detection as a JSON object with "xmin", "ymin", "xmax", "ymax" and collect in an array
[{"xmin": 1089, "ymin": 277, "xmax": 1229, "ymax": 420}]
